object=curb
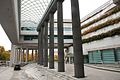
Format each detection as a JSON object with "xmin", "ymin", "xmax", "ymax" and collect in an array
[{"xmin": 85, "ymin": 64, "xmax": 120, "ymax": 73}]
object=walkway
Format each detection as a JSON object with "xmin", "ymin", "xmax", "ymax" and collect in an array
[
  {"xmin": 0, "ymin": 63, "xmax": 120, "ymax": 80},
  {"xmin": 0, "ymin": 67, "xmax": 13, "ymax": 80},
  {"xmin": 24, "ymin": 63, "xmax": 120, "ymax": 80}
]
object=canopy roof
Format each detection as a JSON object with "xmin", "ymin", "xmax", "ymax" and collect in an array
[{"xmin": 21, "ymin": 0, "xmax": 52, "ymax": 28}]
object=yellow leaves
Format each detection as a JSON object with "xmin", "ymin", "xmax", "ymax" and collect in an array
[{"xmin": 0, "ymin": 46, "xmax": 10, "ymax": 60}]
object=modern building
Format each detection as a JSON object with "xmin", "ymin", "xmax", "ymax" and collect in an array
[
  {"xmin": 0, "ymin": 0, "xmax": 74, "ymax": 65},
  {"xmin": 0, "ymin": 0, "xmax": 85, "ymax": 78},
  {"xmin": 68, "ymin": 0, "xmax": 120, "ymax": 64},
  {"xmin": 0, "ymin": 0, "xmax": 120, "ymax": 78}
]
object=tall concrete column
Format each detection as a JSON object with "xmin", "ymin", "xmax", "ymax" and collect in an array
[
  {"xmin": 31, "ymin": 49, "xmax": 34, "ymax": 61},
  {"xmin": 22, "ymin": 49, "xmax": 25, "ymax": 62},
  {"xmin": 26, "ymin": 48, "xmax": 29, "ymax": 63},
  {"xmin": 35, "ymin": 50, "xmax": 38, "ymax": 62},
  {"xmin": 39, "ymin": 27, "xmax": 44, "ymax": 65},
  {"xmin": 15, "ymin": 48, "xmax": 18, "ymax": 64},
  {"xmin": 10, "ymin": 45, "xmax": 16, "ymax": 66},
  {"xmin": 38, "ymin": 31, "xmax": 41, "ymax": 64},
  {"xmin": 17, "ymin": 48, "xmax": 20, "ymax": 63},
  {"xmin": 70, "ymin": 0, "xmax": 84, "ymax": 78},
  {"xmin": 43, "ymin": 21, "xmax": 48, "ymax": 67},
  {"xmin": 19, "ymin": 48, "xmax": 22, "ymax": 63},
  {"xmin": 18, "ymin": 49, "xmax": 20, "ymax": 63},
  {"xmin": 49, "ymin": 13, "xmax": 54, "ymax": 69},
  {"xmin": 43, "ymin": 26, "xmax": 45, "ymax": 66},
  {"xmin": 57, "ymin": 0, "xmax": 65, "ymax": 72},
  {"xmin": 38, "ymin": 27, "xmax": 46, "ymax": 65}
]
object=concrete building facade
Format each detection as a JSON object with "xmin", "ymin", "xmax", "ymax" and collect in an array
[
  {"xmin": 1, "ymin": 0, "xmax": 120, "ymax": 78},
  {"xmin": 68, "ymin": 0, "xmax": 120, "ymax": 64}
]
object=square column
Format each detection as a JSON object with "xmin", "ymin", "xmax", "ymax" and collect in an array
[
  {"xmin": 17, "ymin": 48, "xmax": 20, "ymax": 63},
  {"xmin": 40, "ymin": 27, "xmax": 44, "ymax": 65},
  {"xmin": 31, "ymin": 49, "xmax": 34, "ymax": 61},
  {"xmin": 70, "ymin": 0, "xmax": 85, "ymax": 78},
  {"xmin": 35, "ymin": 50, "xmax": 38, "ymax": 62},
  {"xmin": 15, "ymin": 48, "xmax": 18, "ymax": 64},
  {"xmin": 38, "ymin": 32, "xmax": 41, "ymax": 64},
  {"xmin": 26, "ymin": 48, "xmax": 29, "ymax": 63},
  {"xmin": 57, "ymin": 0, "xmax": 65, "ymax": 72},
  {"xmin": 36, "ymin": 31, "xmax": 41, "ymax": 64},
  {"xmin": 49, "ymin": 13, "xmax": 54, "ymax": 69},
  {"xmin": 43, "ymin": 21, "xmax": 48, "ymax": 67},
  {"xmin": 38, "ymin": 27, "xmax": 44, "ymax": 65},
  {"xmin": 19, "ymin": 48, "xmax": 22, "ymax": 63},
  {"xmin": 22, "ymin": 49, "xmax": 25, "ymax": 62},
  {"xmin": 10, "ymin": 45, "xmax": 16, "ymax": 66}
]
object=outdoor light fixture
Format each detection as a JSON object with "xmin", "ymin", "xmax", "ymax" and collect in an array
[{"xmin": 113, "ymin": 0, "xmax": 120, "ymax": 5}]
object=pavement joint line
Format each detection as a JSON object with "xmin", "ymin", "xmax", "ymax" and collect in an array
[{"xmin": 85, "ymin": 64, "xmax": 120, "ymax": 73}]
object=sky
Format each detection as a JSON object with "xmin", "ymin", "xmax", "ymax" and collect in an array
[{"xmin": 0, "ymin": 0, "xmax": 109, "ymax": 50}]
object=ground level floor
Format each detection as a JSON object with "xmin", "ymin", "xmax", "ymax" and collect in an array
[{"xmin": 0, "ymin": 63, "xmax": 120, "ymax": 80}]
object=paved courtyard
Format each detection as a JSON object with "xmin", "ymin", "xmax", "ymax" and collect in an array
[{"xmin": 0, "ymin": 63, "xmax": 120, "ymax": 80}]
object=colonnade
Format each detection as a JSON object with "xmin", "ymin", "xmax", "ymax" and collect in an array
[
  {"xmin": 37, "ymin": 0, "xmax": 84, "ymax": 78},
  {"xmin": 10, "ymin": 45, "xmax": 38, "ymax": 65}
]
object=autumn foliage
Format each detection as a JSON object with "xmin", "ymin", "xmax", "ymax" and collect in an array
[{"xmin": 0, "ymin": 46, "xmax": 10, "ymax": 60}]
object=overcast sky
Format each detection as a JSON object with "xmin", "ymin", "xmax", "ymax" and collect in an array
[{"xmin": 0, "ymin": 0, "xmax": 109, "ymax": 50}]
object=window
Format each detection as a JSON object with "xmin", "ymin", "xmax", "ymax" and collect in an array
[{"xmin": 24, "ymin": 35, "xmax": 38, "ymax": 40}]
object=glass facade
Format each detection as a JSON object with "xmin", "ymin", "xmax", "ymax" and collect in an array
[
  {"xmin": 24, "ymin": 35, "xmax": 38, "ymax": 40},
  {"xmin": 21, "ymin": 27, "xmax": 36, "ymax": 31},
  {"xmin": 88, "ymin": 48, "xmax": 120, "ymax": 64}
]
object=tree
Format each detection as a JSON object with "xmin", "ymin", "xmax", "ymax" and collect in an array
[
  {"xmin": 0, "ymin": 46, "xmax": 5, "ymax": 53},
  {"xmin": 0, "ymin": 46, "xmax": 10, "ymax": 60}
]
